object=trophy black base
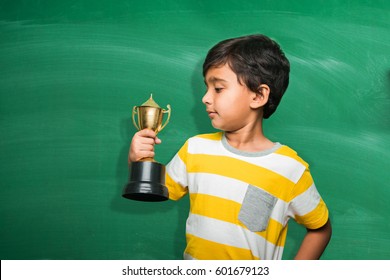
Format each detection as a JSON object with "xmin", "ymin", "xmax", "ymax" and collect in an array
[{"xmin": 122, "ymin": 161, "xmax": 169, "ymax": 202}]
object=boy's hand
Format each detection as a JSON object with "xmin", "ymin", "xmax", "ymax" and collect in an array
[{"xmin": 128, "ymin": 129, "xmax": 162, "ymax": 163}]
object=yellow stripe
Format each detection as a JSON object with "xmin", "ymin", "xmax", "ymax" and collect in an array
[
  {"xmin": 187, "ymin": 154, "xmax": 294, "ymax": 201},
  {"xmin": 266, "ymin": 219, "xmax": 287, "ymax": 246},
  {"xmin": 189, "ymin": 193, "xmax": 287, "ymax": 246},
  {"xmin": 177, "ymin": 140, "xmax": 189, "ymax": 164},
  {"xmin": 275, "ymin": 145, "xmax": 309, "ymax": 168},
  {"xmin": 295, "ymin": 198, "xmax": 329, "ymax": 229},
  {"xmin": 275, "ymin": 224, "xmax": 288, "ymax": 248},
  {"xmin": 166, "ymin": 173, "xmax": 188, "ymax": 200},
  {"xmin": 185, "ymin": 234, "xmax": 260, "ymax": 260},
  {"xmin": 190, "ymin": 193, "xmax": 241, "ymax": 224},
  {"xmin": 290, "ymin": 169, "xmax": 314, "ymax": 199},
  {"xmin": 196, "ymin": 132, "xmax": 223, "ymax": 141}
]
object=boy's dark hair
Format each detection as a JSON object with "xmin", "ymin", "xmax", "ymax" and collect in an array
[{"xmin": 203, "ymin": 34, "xmax": 290, "ymax": 119}]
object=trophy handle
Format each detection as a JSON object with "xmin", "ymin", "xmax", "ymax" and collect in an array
[
  {"xmin": 132, "ymin": 106, "xmax": 140, "ymax": 130},
  {"xmin": 159, "ymin": 104, "xmax": 171, "ymax": 132}
]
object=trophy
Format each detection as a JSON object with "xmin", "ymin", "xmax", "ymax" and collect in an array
[{"xmin": 122, "ymin": 94, "xmax": 171, "ymax": 202}]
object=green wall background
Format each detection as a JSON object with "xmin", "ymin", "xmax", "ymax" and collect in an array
[{"xmin": 1, "ymin": 0, "xmax": 389, "ymax": 260}]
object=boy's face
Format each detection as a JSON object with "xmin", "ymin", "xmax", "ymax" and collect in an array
[{"xmin": 202, "ymin": 64, "xmax": 260, "ymax": 132}]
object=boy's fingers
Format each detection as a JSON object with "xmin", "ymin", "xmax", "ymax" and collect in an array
[
  {"xmin": 134, "ymin": 136, "xmax": 155, "ymax": 146},
  {"xmin": 137, "ymin": 129, "xmax": 157, "ymax": 138},
  {"xmin": 137, "ymin": 150, "xmax": 155, "ymax": 160},
  {"xmin": 155, "ymin": 136, "xmax": 162, "ymax": 144},
  {"xmin": 129, "ymin": 129, "xmax": 162, "ymax": 163},
  {"xmin": 135, "ymin": 129, "xmax": 162, "ymax": 145}
]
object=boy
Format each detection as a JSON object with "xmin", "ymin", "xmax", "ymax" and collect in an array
[{"xmin": 129, "ymin": 34, "xmax": 332, "ymax": 260}]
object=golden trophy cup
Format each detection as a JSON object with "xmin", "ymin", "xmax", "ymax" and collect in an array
[{"xmin": 122, "ymin": 94, "xmax": 171, "ymax": 201}]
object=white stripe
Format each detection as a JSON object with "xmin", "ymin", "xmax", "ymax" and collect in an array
[
  {"xmin": 187, "ymin": 173, "xmax": 247, "ymax": 203},
  {"xmin": 188, "ymin": 136, "xmax": 305, "ymax": 183},
  {"xmin": 186, "ymin": 213, "xmax": 280, "ymax": 260},
  {"xmin": 183, "ymin": 253, "xmax": 196, "ymax": 260},
  {"xmin": 265, "ymin": 153, "xmax": 306, "ymax": 183},
  {"xmin": 166, "ymin": 153, "xmax": 188, "ymax": 187},
  {"xmin": 187, "ymin": 136, "xmax": 223, "ymax": 154},
  {"xmin": 288, "ymin": 183, "xmax": 321, "ymax": 217}
]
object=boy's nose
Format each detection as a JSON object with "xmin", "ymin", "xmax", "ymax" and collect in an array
[{"xmin": 202, "ymin": 90, "xmax": 211, "ymax": 105}]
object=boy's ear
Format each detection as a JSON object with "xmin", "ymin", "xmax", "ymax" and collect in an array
[{"xmin": 250, "ymin": 84, "xmax": 270, "ymax": 109}]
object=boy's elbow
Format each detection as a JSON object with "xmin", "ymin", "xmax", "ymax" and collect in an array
[
  {"xmin": 317, "ymin": 218, "xmax": 332, "ymax": 245},
  {"xmin": 324, "ymin": 218, "xmax": 332, "ymax": 240}
]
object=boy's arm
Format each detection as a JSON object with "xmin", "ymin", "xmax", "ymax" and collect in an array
[
  {"xmin": 294, "ymin": 219, "xmax": 332, "ymax": 260},
  {"xmin": 128, "ymin": 129, "xmax": 161, "ymax": 163}
]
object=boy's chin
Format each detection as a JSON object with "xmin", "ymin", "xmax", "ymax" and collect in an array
[
  {"xmin": 211, "ymin": 123, "xmax": 227, "ymax": 131},
  {"xmin": 210, "ymin": 121, "xmax": 222, "ymax": 130}
]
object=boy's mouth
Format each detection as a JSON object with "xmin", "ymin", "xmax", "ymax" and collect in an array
[{"xmin": 206, "ymin": 110, "xmax": 217, "ymax": 118}]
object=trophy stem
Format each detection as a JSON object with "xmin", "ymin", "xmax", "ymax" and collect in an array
[{"xmin": 122, "ymin": 161, "xmax": 169, "ymax": 202}]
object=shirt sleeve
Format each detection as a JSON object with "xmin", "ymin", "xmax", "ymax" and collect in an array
[
  {"xmin": 165, "ymin": 140, "xmax": 189, "ymax": 200},
  {"xmin": 287, "ymin": 168, "xmax": 329, "ymax": 229}
]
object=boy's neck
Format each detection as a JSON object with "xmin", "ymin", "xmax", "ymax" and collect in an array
[{"xmin": 224, "ymin": 122, "xmax": 274, "ymax": 152}]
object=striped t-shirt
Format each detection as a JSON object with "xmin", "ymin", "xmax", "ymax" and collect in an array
[{"xmin": 165, "ymin": 132, "xmax": 329, "ymax": 260}]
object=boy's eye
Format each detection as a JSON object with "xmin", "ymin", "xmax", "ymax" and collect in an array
[{"xmin": 215, "ymin": 87, "xmax": 223, "ymax": 93}]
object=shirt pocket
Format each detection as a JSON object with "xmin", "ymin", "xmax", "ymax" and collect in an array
[{"xmin": 238, "ymin": 185, "xmax": 277, "ymax": 232}]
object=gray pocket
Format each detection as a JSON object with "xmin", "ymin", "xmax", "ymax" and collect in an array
[{"xmin": 238, "ymin": 185, "xmax": 277, "ymax": 232}]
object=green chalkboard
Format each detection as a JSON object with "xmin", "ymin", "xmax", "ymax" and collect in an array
[{"xmin": 1, "ymin": 0, "xmax": 389, "ymax": 260}]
